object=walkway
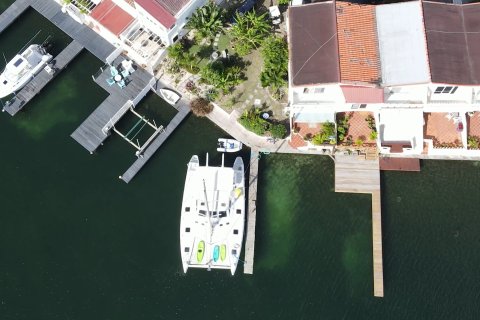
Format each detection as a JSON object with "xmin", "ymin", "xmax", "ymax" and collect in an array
[
  {"xmin": 243, "ymin": 149, "xmax": 259, "ymax": 274},
  {"xmin": 334, "ymin": 155, "xmax": 384, "ymax": 297},
  {"xmin": 3, "ymin": 40, "xmax": 84, "ymax": 116},
  {"xmin": 0, "ymin": 0, "xmax": 115, "ymax": 61}
]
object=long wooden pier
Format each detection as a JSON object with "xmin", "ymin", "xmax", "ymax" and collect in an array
[
  {"xmin": 120, "ymin": 102, "xmax": 190, "ymax": 183},
  {"xmin": 3, "ymin": 40, "xmax": 84, "ymax": 116},
  {"xmin": 334, "ymin": 155, "xmax": 384, "ymax": 297},
  {"xmin": 243, "ymin": 149, "xmax": 259, "ymax": 274}
]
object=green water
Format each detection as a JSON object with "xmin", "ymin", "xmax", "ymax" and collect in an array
[{"xmin": 1, "ymin": 3, "xmax": 480, "ymax": 319}]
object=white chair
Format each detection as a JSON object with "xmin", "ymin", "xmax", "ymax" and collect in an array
[{"xmin": 269, "ymin": 6, "xmax": 281, "ymax": 25}]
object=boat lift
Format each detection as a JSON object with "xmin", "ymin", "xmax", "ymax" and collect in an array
[{"xmin": 108, "ymin": 105, "xmax": 164, "ymax": 157}]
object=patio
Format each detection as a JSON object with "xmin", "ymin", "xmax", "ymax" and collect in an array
[
  {"xmin": 424, "ymin": 112, "xmax": 463, "ymax": 148},
  {"xmin": 337, "ymin": 111, "xmax": 377, "ymax": 146},
  {"xmin": 466, "ymin": 111, "xmax": 480, "ymax": 149}
]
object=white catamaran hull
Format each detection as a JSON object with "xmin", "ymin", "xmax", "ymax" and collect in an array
[
  {"xmin": 179, "ymin": 154, "xmax": 245, "ymax": 275},
  {"xmin": 0, "ymin": 44, "xmax": 52, "ymax": 98}
]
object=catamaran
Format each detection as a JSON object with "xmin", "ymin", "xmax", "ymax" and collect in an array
[
  {"xmin": 0, "ymin": 44, "xmax": 53, "ymax": 98},
  {"xmin": 179, "ymin": 154, "xmax": 245, "ymax": 275}
]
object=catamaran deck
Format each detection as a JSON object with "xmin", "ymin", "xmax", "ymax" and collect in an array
[
  {"xmin": 334, "ymin": 155, "xmax": 384, "ymax": 297},
  {"xmin": 243, "ymin": 149, "xmax": 259, "ymax": 274},
  {"xmin": 2, "ymin": 40, "xmax": 84, "ymax": 116}
]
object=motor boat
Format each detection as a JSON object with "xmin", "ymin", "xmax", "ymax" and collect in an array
[
  {"xmin": 0, "ymin": 44, "xmax": 52, "ymax": 98},
  {"xmin": 217, "ymin": 138, "xmax": 242, "ymax": 153}
]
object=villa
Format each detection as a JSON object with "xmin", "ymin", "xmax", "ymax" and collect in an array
[
  {"xmin": 286, "ymin": 1, "xmax": 480, "ymax": 157},
  {"xmin": 59, "ymin": 0, "xmax": 212, "ymax": 72}
]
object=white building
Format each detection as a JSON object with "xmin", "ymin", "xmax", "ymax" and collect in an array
[{"xmin": 286, "ymin": 1, "xmax": 480, "ymax": 156}]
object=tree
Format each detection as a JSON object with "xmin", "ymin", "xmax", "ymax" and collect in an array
[
  {"xmin": 230, "ymin": 10, "xmax": 270, "ymax": 56},
  {"xmin": 200, "ymin": 61, "xmax": 244, "ymax": 93},
  {"xmin": 190, "ymin": 97, "xmax": 213, "ymax": 117},
  {"xmin": 260, "ymin": 36, "xmax": 288, "ymax": 95},
  {"xmin": 186, "ymin": 1, "xmax": 225, "ymax": 40}
]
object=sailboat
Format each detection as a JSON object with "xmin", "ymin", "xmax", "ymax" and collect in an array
[
  {"xmin": 0, "ymin": 44, "xmax": 53, "ymax": 98},
  {"xmin": 179, "ymin": 154, "xmax": 245, "ymax": 275}
]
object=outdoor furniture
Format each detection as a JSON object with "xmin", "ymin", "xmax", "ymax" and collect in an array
[
  {"xmin": 269, "ymin": 6, "xmax": 281, "ymax": 25},
  {"xmin": 121, "ymin": 59, "xmax": 135, "ymax": 74},
  {"xmin": 114, "ymin": 74, "xmax": 122, "ymax": 82},
  {"xmin": 211, "ymin": 51, "xmax": 219, "ymax": 61},
  {"xmin": 117, "ymin": 79, "xmax": 126, "ymax": 89},
  {"xmin": 106, "ymin": 77, "xmax": 115, "ymax": 86},
  {"xmin": 110, "ymin": 65, "xmax": 119, "ymax": 77},
  {"xmin": 121, "ymin": 69, "xmax": 130, "ymax": 78}
]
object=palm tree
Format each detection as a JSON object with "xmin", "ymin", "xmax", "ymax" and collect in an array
[
  {"xmin": 190, "ymin": 97, "xmax": 214, "ymax": 117},
  {"xmin": 231, "ymin": 10, "xmax": 270, "ymax": 55},
  {"xmin": 186, "ymin": 1, "xmax": 225, "ymax": 40}
]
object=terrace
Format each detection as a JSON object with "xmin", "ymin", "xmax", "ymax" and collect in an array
[
  {"xmin": 336, "ymin": 111, "xmax": 377, "ymax": 148},
  {"xmin": 466, "ymin": 112, "xmax": 480, "ymax": 150},
  {"xmin": 424, "ymin": 112, "xmax": 463, "ymax": 149}
]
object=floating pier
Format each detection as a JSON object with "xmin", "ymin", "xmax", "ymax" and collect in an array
[
  {"xmin": 119, "ymin": 102, "xmax": 190, "ymax": 183},
  {"xmin": 334, "ymin": 155, "xmax": 384, "ymax": 297},
  {"xmin": 243, "ymin": 149, "xmax": 259, "ymax": 274},
  {"xmin": 3, "ymin": 40, "xmax": 84, "ymax": 116}
]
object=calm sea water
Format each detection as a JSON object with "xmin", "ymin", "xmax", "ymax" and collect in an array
[{"xmin": 0, "ymin": 3, "xmax": 479, "ymax": 320}]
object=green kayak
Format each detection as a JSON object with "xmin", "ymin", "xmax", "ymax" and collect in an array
[
  {"xmin": 197, "ymin": 241, "xmax": 205, "ymax": 263},
  {"xmin": 220, "ymin": 244, "xmax": 226, "ymax": 261}
]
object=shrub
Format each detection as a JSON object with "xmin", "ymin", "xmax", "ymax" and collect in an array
[
  {"xmin": 468, "ymin": 136, "xmax": 480, "ymax": 149},
  {"xmin": 190, "ymin": 97, "xmax": 213, "ymax": 117},
  {"xmin": 370, "ymin": 131, "xmax": 378, "ymax": 141},
  {"xmin": 270, "ymin": 123, "xmax": 287, "ymax": 139},
  {"xmin": 238, "ymin": 108, "xmax": 270, "ymax": 135},
  {"xmin": 260, "ymin": 36, "xmax": 288, "ymax": 94},
  {"xmin": 186, "ymin": 1, "xmax": 225, "ymax": 40}
]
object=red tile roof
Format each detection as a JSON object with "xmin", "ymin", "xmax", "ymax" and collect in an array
[
  {"xmin": 91, "ymin": 0, "xmax": 134, "ymax": 36},
  {"xmin": 135, "ymin": 0, "xmax": 176, "ymax": 29},
  {"xmin": 341, "ymin": 85, "xmax": 384, "ymax": 103},
  {"xmin": 156, "ymin": 0, "xmax": 191, "ymax": 15},
  {"xmin": 336, "ymin": 2, "xmax": 380, "ymax": 84},
  {"xmin": 289, "ymin": 133, "xmax": 307, "ymax": 149}
]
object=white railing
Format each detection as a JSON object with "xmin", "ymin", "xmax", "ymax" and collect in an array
[{"xmin": 102, "ymin": 100, "xmax": 133, "ymax": 135}]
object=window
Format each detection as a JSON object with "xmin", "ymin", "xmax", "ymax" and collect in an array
[
  {"xmin": 185, "ymin": 227, "xmax": 190, "ymax": 232},
  {"xmin": 184, "ymin": 247, "xmax": 190, "ymax": 252},
  {"xmin": 236, "ymin": 209, "xmax": 241, "ymax": 214},
  {"xmin": 434, "ymin": 86, "xmax": 458, "ymax": 94},
  {"xmin": 233, "ymin": 229, "xmax": 238, "ymax": 235},
  {"xmin": 303, "ymin": 87, "xmax": 324, "ymax": 94},
  {"xmin": 185, "ymin": 207, "xmax": 190, "ymax": 212}
]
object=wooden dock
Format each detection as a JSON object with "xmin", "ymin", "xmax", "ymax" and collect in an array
[
  {"xmin": 71, "ymin": 56, "xmax": 154, "ymax": 153},
  {"xmin": 0, "ymin": 0, "xmax": 115, "ymax": 61},
  {"xmin": 334, "ymin": 155, "xmax": 384, "ymax": 297},
  {"xmin": 379, "ymin": 157, "xmax": 421, "ymax": 171},
  {"xmin": 120, "ymin": 102, "xmax": 190, "ymax": 183},
  {"xmin": 243, "ymin": 149, "xmax": 259, "ymax": 274},
  {"xmin": 3, "ymin": 40, "xmax": 84, "ymax": 116}
]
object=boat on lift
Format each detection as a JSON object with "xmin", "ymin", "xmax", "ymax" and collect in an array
[
  {"xmin": 0, "ymin": 44, "xmax": 52, "ymax": 98},
  {"xmin": 179, "ymin": 154, "xmax": 245, "ymax": 275}
]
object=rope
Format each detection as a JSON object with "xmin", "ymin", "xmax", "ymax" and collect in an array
[{"xmin": 125, "ymin": 116, "xmax": 145, "ymax": 138}]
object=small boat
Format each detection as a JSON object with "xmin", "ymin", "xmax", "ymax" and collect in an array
[
  {"xmin": 217, "ymin": 138, "xmax": 242, "ymax": 153},
  {"xmin": 159, "ymin": 88, "xmax": 181, "ymax": 105},
  {"xmin": 0, "ymin": 44, "xmax": 53, "ymax": 98},
  {"xmin": 197, "ymin": 240, "xmax": 205, "ymax": 263},
  {"xmin": 213, "ymin": 245, "xmax": 220, "ymax": 262}
]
